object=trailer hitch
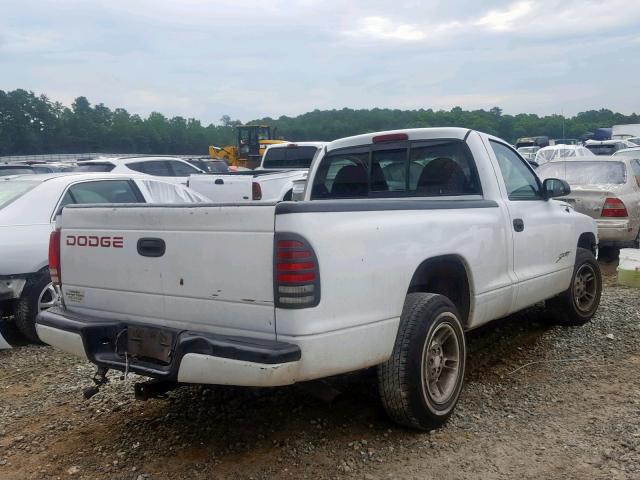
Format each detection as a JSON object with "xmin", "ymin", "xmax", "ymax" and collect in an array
[{"xmin": 134, "ymin": 379, "xmax": 179, "ymax": 401}]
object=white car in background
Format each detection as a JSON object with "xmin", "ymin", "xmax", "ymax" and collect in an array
[
  {"xmin": 537, "ymin": 157, "xmax": 640, "ymax": 248},
  {"xmin": 613, "ymin": 146, "xmax": 640, "ymax": 160},
  {"xmin": 0, "ymin": 173, "xmax": 208, "ymax": 344},
  {"xmin": 584, "ymin": 139, "xmax": 637, "ymax": 156},
  {"xmin": 74, "ymin": 156, "xmax": 204, "ymax": 185},
  {"xmin": 534, "ymin": 144, "xmax": 594, "ymax": 166}
]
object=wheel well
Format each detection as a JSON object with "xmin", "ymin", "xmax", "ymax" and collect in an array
[
  {"xmin": 577, "ymin": 232, "xmax": 597, "ymax": 255},
  {"xmin": 407, "ymin": 255, "xmax": 471, "ymax": 327}
]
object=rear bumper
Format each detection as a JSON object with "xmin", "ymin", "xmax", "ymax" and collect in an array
[
  {"xmin": 36, "ymin": 307, "xmax": 301, "ymax": 387},
  {"xmin": 596, "ymin": 219, "xmax": 638, "ymax": 246}
]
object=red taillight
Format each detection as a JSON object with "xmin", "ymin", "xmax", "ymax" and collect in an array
[
  {"xmin": 372, "ymin": 133, "xmax": 408, "ymax": 143},
  {"xmin": 601, "ymin": 197, "xmax": 628, "ymax": 217},
  {"xmin": 274, "ymin": 235, "xmax": 320, "ymax": 308},
  {"xmin": 49, "ymin": 230, "xmax": 61, "ymax": 286},
  {"xmin": 252, "ymin": 181, "xmax": 262, "ymax": 200}
]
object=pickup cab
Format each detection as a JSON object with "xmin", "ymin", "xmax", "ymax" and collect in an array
[
  {"xmin": 37, "ymin": 128, "xmax": 602, "ymax": 430},
  {"xmin": 187, "ymin": 142, "xmax": 324, "ymax": 202}
]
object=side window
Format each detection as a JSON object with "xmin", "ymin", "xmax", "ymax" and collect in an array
[
  {"xmin": 490, "ymin": 141, "xmax": 542, "ymax": 200},
  {"xmin": 168, "ymin": 160, "xmax": 200, "ymax": 176},
  {"xmin": 129, "ymin": 161, "xmax": 172, "ymax": 176},
  {"xmin": 410, "ymin": 141, "xmax": 481, "ymax": 196},
  {"xmin": 67, "ymin": 181, "xmax": 142, "ymax": 204},
  {"xmin": 311, "ymin": 152, "xmax": 369, "ymax": 199}
]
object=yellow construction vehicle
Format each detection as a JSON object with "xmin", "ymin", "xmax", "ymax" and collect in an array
[{"xmin": 209, "ymin": 125, "xmax": 286, "ymax": 169}]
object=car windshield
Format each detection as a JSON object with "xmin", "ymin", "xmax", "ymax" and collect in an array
[
  {"xmin": 0, "ymin": 180, "xmax": 40, "ymax": 209},
  {"xmin": 72, "ymin": 163, "xmax": 115, "ymax": 172},
  {"xmin": 0, "ymin": 167, "xmax": 34, "ymax": 176},
  {"xmin": 262, "ymin": 146, "xmax": 319, "ymax": 169},
  {"xmin": 537, "ymin": 161, "xmax": 626, "ymax": 185}
]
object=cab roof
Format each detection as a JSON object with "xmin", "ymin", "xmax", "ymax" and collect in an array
[{"xmin": 326, "ymin": 127, "xmax": 472, "ymax": 152}]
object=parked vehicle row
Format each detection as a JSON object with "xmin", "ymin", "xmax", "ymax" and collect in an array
[{"xmin": 36, "ymin": 127, "xmax": 602, "ymax": 430}]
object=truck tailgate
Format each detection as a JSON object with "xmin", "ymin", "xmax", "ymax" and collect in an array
[{"xmin": 58, "ymin": 204, "xmax": 277, "ymax": 338}]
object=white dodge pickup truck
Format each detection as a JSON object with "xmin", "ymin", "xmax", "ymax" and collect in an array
[
  {"xmin": 187, "ymin": 142, "xmax": 324, "ymax": 202},
  {"xmin": 37, "ymin": 128, "xmax": 601, "ymax": 430}
]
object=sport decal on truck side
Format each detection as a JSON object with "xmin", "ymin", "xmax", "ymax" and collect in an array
[{"xmin": 65, "ymin": 235, "xmax": 124, "ymax": 248}]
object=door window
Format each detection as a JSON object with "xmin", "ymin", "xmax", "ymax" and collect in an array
[
  {"xmin": 168, "ymin": 160, "xmax": 200, "ymax": 176},
  {"xmin": 490, "ymin": 141, "xmax": 542, "ymax": 200},
  {"xmin": 129, "ymin": 160, "xmax": 172, "ymax": 176}
]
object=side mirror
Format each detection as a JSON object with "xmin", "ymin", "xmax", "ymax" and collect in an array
[
  {"xmin": 291, "ymin": 179, "xmax": 306, "ymax": 201},
  {"xmin": 543, "ymin": 178, "xmax": 571, "ymax": 199}
]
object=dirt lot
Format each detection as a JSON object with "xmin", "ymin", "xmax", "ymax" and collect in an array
[{"xmin": 1, "ymin": 259, "xmax": 639, "ymax": 480}]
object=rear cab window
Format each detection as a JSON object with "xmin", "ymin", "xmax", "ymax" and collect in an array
[
  {"xmin": 311, "ymin": 140, "xmax": 481, "ymax": 199},
  {"xmin": 263, "ymin": 146, "xmax": 320, "ymax": 169}
]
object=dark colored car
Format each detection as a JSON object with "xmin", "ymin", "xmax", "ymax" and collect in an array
[{"xmin": 0, "ymin": 165, "xmax": 36, "ymax": 177}]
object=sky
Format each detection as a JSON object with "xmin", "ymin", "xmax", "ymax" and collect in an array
[{"xmin": 1, "ymin": 0, "xmax": 639, "ymax": 124}]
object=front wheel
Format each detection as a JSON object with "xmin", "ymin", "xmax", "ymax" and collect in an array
[
  {"xmin": 378, "ymin": 293, "xmax": 466, "ymax": 430},
  {"xmin": 546, "ymin": 247, "xmax": 602, "ymax": 326}
]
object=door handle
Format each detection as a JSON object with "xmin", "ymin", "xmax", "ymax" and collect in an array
[
  {"xmin": 215, "ymin": 179, "xmax": 224, "ymax": 185},
  {"xmin": 513, "ymin": 218, "xmax": 524, "ymax": 232},
  {"xmin": 137, "ymin": 238, "xmax": 166, "ymax": 257}
]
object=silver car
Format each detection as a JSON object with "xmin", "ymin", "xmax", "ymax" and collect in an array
[{"xmin": 537, "ymin": 157, "xmax": 640, "ymax": 248}]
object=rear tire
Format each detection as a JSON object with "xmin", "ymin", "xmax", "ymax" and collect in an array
[
  {"xmin": 546, "ymin": 248, "xmax": 602, "ymax": 326},
  {"xmin": 14, "ymin": 271, "xmax": 57, "ymax": 343},
  {"xmin": 378, "ymin": 293, "xmax": 466, "ymax": 430}
]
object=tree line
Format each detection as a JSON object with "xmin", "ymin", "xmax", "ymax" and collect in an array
[{"xmin": 1, "ymin": 89, "xmax": 639, "ymax": 156}]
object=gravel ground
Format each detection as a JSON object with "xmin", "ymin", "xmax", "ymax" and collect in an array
[{"xmin": 1, "ymin": 262, "xmax": 639, "ymax": 480}]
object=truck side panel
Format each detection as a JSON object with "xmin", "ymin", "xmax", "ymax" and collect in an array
[{"xmin": 274, "ymin": 201, "xmax": 515, "ymax": 338}]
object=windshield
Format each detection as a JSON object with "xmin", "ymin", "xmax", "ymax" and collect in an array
[
  {"xmin": 72, "ymin": 163, "xmax": 115, "ymax": 172},
  {"xmin": 262, "ymin": 146, "xmax": 319, "ymax": 169},
  {"xmin": 0, "ymin": 180, "xmax": 39, "ymax": 209},
  {"xmin": 0, "ymin": 167, "xmax": 34, "ymax": 177},
  {"xmin": 537, "ymin": 161, "xmax": 626, "ymax": 185}
]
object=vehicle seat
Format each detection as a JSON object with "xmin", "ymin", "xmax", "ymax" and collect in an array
[
  {"xmin": 371, "ymin": 162, "xmax": 388, "ymax": 191},
  {"xmin": 417, "ymin": 157, "xmax": 467, "ymax": 195},
  {"xmin": 331, "ymin": 164, "xmax": 368, "ymax": 197}
]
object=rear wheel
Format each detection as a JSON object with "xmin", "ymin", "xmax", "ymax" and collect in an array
[
  {"xmin": 378, "ymin": 293, "xmax": 466, "ymax": 430},
  {"xmin": 546, "ymin": 248, "xmax": 602, "ymax": 326},
  {"xmin": 14, "ymin": 271, "xmax": 57, "ymax": 343}
]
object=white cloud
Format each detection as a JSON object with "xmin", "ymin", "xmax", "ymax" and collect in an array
[
  {"xmin": 348, "ymin": 16, "xmax": 426, "ymax": 41},
  {"xmin": 474, "ymin": 1, "xmax": 532, "ymax": 31}
]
